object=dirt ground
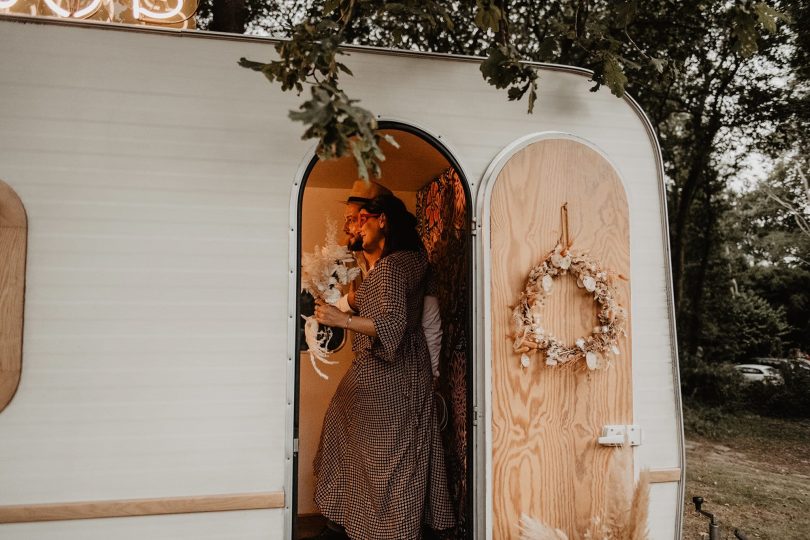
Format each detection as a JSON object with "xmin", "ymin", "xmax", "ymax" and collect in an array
[{"xmin": 682, "ymin": 414, "xmax": 810, "ymax": 539}]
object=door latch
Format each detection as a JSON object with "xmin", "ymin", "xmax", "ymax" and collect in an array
[{"xmin": 597, "ymin": 425, "xmax": 642, "ymax": 446}]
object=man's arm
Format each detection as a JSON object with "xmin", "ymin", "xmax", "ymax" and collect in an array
[{"xmin": 422, "ymin": 295, "xmax": 442, "ymax": 378}]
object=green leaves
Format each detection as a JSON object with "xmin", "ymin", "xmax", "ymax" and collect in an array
[
  {"xmin": 753, "ymin": 2, "xmax": 784, "ymax": 33},
  {"xmin": 238, "ymin": 1, "xmax": 461, "ymax": 180},
  {"xmin": 732, "ymin": 9, "xmax": 761, "ymax": 58},
  {"xmin": 481, "ymin": 44, "xmax": 539, "ymax": 112},
  {"xmin": 595, "ymin": 53, "xmax": 628, "ymax": 98},
  {"xmin": 613, "ymin": 0, "xmax": 638, "ymax": 30},
  {"xmin": 237, "ymin": 0, "xmax": 788, "ymax": 186},
  {"xmin": 649, "ymin": 57, "xmax": 665, "ymax": 74},
  {"xmin": 239, "ymin": 10, "xmax": 390, "ymax": 180},
  {"xmin": 474, "ymin": 0, "xmax": 503, "ymax": 33},
  {"xmin": 731, "ymin": 1, "xmax": 788, "ymax": 58},
  {"xmin": 537, "ymin": 36, "xmax": 558, "ymax": 62},
  {"xmin": 238, "ymin": 18, "xmax": 348, "ymax": 93},
  {"xmin": 289, "ymin": 83, "xmax": 389, "ymax": 180}
]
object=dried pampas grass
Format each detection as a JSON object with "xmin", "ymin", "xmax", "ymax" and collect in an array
[
  {"xmin": 520, "ymin": 443, "xmax": 650, "ymax": 540},
  {"xmin": 626, "ymin": 469, "xmax": 650, "ymax": 540},
  {"xmin": 519, "ymin": 514, "xmax": 568, "ymax": 540}
]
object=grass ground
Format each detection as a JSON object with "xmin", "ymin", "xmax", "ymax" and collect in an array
[{"xmin": 682, "ymin": 407, "xmax": 810, "ymax": 539}]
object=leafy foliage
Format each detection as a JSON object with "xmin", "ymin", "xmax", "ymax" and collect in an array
[
  {"xmin": 230, "ymin": 0, "xmax": 788, "ymax": 178},
  {"xmin": 745, "ymin": 366, "xmax": 810, "ymax": 418},
  {"xmin": 737, "ymin": 158, "xmax": 810, "ymax": 266},
  {"xmin": 731, "ymin": 1, "xmax": 790, "ymax": 57},
  {"xmin": 711, "ymin": 291, "xmax": 790, "ymax": 362},
  {"xmin": 236, "ymin": 0, "xmax": 450, "ymax": 178},
  {"xmin": 743, "ymin": 266, "xmax": 810, "ymax": 352},
  {"xmin": 680, "ymin": 354, "xmax": 746, "ymax": 409},
  {"xmin": 237, "ymin": 14, "xmax": 398, "ymax": 179},
  {"xmin": 216, "ymin": 0, "xmax": 809, "ymax": 410},
  {"xmin": 708, "ymin": 156, "xmax": 810, "ymax": 355},
  {"xmin": 681, "ymin": 356, "xmax": 810, "ymax": 420},
  {"xmin": 479, "ymin": 44, "xmax": 537, "ymax": 111}
]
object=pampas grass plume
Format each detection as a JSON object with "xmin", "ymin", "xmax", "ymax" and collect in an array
[
  {"xmin": 519, "ymin": 514, "xmax": 568, "ymax": 540},
  {"xmin": 518, "ymin": 441, "xmax": 650, "ymax": 540},
  {"xmin": 627, "ymin": 469, "xmax": 650, "ymax": 540}
]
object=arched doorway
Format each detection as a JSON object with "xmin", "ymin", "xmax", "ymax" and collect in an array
[{"xmin": 291, "ymin": 122, "xmax": 474, "ymax": 539}]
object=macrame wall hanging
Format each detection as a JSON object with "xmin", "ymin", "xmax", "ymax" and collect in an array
[{"xmin": 510, "ymin": 203, "xmax": 628, "ymax": 371}]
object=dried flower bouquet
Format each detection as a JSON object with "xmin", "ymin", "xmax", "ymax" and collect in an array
[{"xmin": 300, "ymin": 220, "xmax": 361, "ymax": 379}]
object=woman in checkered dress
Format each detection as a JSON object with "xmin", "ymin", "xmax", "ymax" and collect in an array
[{"xmin": 313, "ymin": 194, "xmax": 454, "ymax": 539}]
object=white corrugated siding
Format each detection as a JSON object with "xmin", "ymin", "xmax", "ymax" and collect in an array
[{"xmin": 0, "ymin": 18, "xmax": 682, "ymax": 539}]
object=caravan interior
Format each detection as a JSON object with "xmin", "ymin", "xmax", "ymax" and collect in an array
[{"xmin": 295, "ymin": 125, "xmax": 474, "ymax": 538}]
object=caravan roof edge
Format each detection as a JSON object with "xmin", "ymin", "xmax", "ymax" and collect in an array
[
  {"xmin": 0, "ymin": 13, "xmax": 667, "ymax": 139},
  {"xmin": 0, "ymin": 12, "xmax": 587, "ymax": 71}
]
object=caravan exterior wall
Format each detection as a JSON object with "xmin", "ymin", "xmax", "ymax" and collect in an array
[{"xmin": 0, "ymin": 17, "xmax": 684, "ymax": 539}]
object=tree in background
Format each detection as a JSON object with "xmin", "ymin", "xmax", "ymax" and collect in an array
[
  {"xmin": 735, "ymin": 157, "xmax": 810, "ymax": 353},
  {"xmin": 211, "ymin": 1, "xmax": 782, "ymax": 179},
  {"xmin": 196, "ymin": 1, "xmax": 807, "ymax": 362},
  {"xmin": 692, "ymin": 0, "xmax": 810, "ymax": 361}
]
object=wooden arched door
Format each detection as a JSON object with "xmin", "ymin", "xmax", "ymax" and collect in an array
[{"xmin": 485, "ymin": 136, "xmax": 632, "ymax": 538}]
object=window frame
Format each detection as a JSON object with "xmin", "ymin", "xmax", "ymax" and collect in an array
[{"xmin": 0, "ymin": 179, "xmax": 27, "ymax": 414}]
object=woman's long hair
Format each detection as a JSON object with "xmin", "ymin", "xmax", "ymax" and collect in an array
[{"xmin": 361, "ymin": 194, "xmax": 424, "ymax": 258}]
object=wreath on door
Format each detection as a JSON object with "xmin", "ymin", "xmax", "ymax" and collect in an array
[{"xmin": 511, "ymin": 205, "xmax": 627, "ymax": 370}]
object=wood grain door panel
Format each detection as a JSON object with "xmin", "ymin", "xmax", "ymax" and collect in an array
[{"xmin": 489, "ymin": 138, "xmax": 632, "ymax": 538}]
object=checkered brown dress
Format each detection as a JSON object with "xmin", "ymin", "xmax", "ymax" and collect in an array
[{"xmin": 313, "ymin": 250, "xmax": 455, "ymax": 539}]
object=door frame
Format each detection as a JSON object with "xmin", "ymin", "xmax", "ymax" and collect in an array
[{"xmin": 286, "ymin": 118, "xmax": 477, "ymax": 540}]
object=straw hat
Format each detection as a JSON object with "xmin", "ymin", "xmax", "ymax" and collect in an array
[{"xmin": 346, "ymin": 179, "xmax": 392, "ymax": 204}]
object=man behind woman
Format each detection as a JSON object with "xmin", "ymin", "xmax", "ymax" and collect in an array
[
  {"xmin": 312, "ymin": 193, "xmax": 454, "ymax": 539},
  {"xmin": 338, "ymin": 181, "xmax": 442, "ymax": 379}
]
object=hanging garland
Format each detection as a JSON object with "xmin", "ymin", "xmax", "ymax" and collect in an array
[{"xmin": 511, "ymin": 241, "xmax": 628, "ymax": 371}]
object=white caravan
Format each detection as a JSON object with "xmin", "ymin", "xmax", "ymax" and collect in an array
[{"xmin": 0, "ymin": 14, "xmax": 684, "ymax": 540}]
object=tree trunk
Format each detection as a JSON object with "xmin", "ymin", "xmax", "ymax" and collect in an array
[
  {"xmin": 209, "ymin": 0, "xmax": 247, "ymax": 34},
  {"xmin": 685, "ymin": 188, "xmax": 716, "ymax": 355},
  {"xmin": 670, "ymin": 137, "xmax": 711, "ymax": 314},
  {"xmin": 670, "ymin": 53, "xmax": 742, "ymax": 316}
]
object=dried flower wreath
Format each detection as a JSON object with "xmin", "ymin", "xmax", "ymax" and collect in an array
[{"xmin": 511, "ymin": 242, "xmax": 627, "ymax": 371}]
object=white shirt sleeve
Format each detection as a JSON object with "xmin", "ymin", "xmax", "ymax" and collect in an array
[
  {"xmin": 422, "ymin": 295, "xmax": 442, "ymax": 378},
  {"xmin": 335, "ymin": 294, "xmax": 356, "ymax": 314}
]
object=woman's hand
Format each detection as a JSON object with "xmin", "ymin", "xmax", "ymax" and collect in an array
[
  {"xmin": 314, "ymin": 299, "xmax": 377, "ymax": 337},
  {"xmin": 315, "ymin": 300, "xmax": 351, "ymax": 328}
]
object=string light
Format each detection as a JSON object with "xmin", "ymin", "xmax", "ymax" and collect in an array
[
  {"xmin": 132, "ymin": 0, "xmax": 184, "ymax": 20},
  {"xmin": 42, "ymin": 0, "xmax": 101, "ymax": 18},
  {"xmin": 3, "ymin": 0, "xmax": 197, "ymax": 23}
]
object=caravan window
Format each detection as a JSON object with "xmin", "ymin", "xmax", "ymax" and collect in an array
[{"xmin": 0, "ymin": 179, "xmax": 26, "ymax": 413}]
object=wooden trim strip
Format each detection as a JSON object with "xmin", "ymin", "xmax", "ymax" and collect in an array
[
  {"xmin": 0, "ymin": 492, "xmax": 285, "ymax": 524},
  {"xmin": 648, "ymin": 467, "xmax": 682, "ymax": 484}
]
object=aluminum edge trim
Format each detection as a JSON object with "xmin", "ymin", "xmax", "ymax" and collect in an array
[
  {"xmin": 286, "ymin": 143, "xmax": 319, "ymax": 539},
  {"xmin": 618, "ymin": 91, "xmax": 685, "ymax": 540}
]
